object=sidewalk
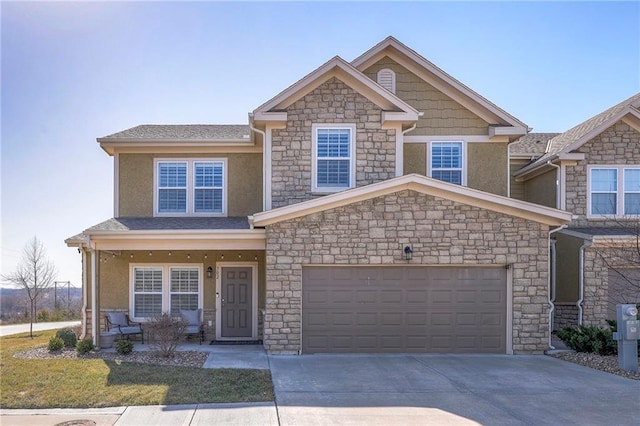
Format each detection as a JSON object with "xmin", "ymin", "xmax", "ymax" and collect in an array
[
  {"xmin": 0, "ymin": 403, "xmax": 279, "ymax": 425},
  {"xmin": 0, "ymin": 321, "xmax": 80, "ymax": 337}
]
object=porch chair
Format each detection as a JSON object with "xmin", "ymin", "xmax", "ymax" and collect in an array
[
  {"xmin": 105, "ymin": 312, "xmax": 144, "ymax": 344},
  {"xmin": 180, "ymin": 309, "xmax": 204, "ymax": 344}
]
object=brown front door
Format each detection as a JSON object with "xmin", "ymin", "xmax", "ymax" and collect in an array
[{"xmin": 221, "ymin": 267, "xmax": 253, "ymax": 338}]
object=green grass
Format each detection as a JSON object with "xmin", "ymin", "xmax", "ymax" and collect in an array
[{"xmin": 0, "ymin": 330, "xmax": 274, "ymax": 408}]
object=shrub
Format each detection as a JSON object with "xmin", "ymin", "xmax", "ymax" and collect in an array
[
  {"xmin": 76, "ymin": 338, "xmax": 94, "ymax": 354},
  {"xmin": 146, "ymin": 313, "xmax": 186, "ymax": 358},
  {"xmin": 557, "ymin": 325, "xmax": 617, "ymax": 355},
  {"xmin": 56, "ymin": 328, "xmax": 78, "ymax": 348},
  {"xmin": 115, "ymin": 339, "xmax": 134, "ymax": 355},
  {"xmin": 48, "ymin": 336, "xmax": 64, "ymax": 352}
]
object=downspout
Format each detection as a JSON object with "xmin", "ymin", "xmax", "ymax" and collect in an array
[
  {"xmin": 578, "ymin": 238, "xmax": 594, "ymax": 325},
  {"xmin": 397, "ymin": 122, "xmax": 417, "ymax": 178},
  {"xmin": 250, "ymin": 122, "xmax": 267, "ymax": 210},
  {"xmin": 402, "ymin": 123, "xmax": 417, "ymax": 136},
  {"xmin": 548, "ymin": 224, "xmax": 567, "ymax": 350}
]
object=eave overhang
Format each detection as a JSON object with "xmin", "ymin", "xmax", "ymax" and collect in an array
[
  {"xmin": 66, "ymin": 229, "xmax": 266, "ymax": 251},
  {"xmin": 98, "ymin": 139, "xmax": 257, "ymax": 156},
  {"xmin": 514, "ymin": 153, "xmax": 585, "ymax": 182},
  {"xmin": 252, "ymin": 174, "xmax": 572, "ymax": 227}
]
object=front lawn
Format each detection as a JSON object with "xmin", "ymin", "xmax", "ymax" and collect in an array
[{"xmin": 0, "ymin": 330, "xmax": 274, "ymax": 408}]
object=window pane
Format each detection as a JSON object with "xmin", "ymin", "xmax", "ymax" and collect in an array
[
  {"xmin": 195, "ymin": 162, "xmax": 223, "ymax": 188},
  {"xmin": 134, "ymin": 294, "xmax": 162, "ymax": 318},
  {"xmin": 158, "ymin": 189, "xmax": 187, "ymax": 212},
  {"xmin": 170, "ymin": 268, "xmax": 199, "ymax": 292},
  {"xmin": 591, "ymin": 169, "xmax": 617, "ymax": 192},
  {"xmin": 159, "ymin": 163, "xmax": 187, "ymax": 187},
  {"xmin": 317, "ymin": 159, "xmax": 350, "ymax": 187},
  {"xmin": 317, "ymin": 129, "xmax": 350, "ymax": 158},
  {"xmin": 134, "ymin": 268, "xmax": 163, "ymax": 292},
  {"xmin": 624, "ymin": 169, "xmax": 640, "ymax": 192},
  {"xmin": 170, "ymin": 294, "xmax": 199, "ymax": 315},
  {"xmin": 194, "ymin": 188, "xmax": 222, "ymax": 212},
  {"xmin": 592, "ymin": 193, "xmax": 617, "ymax": 215},
  {"xmin": 432, "ymin": 170, "xmax": 462, "ymax": 185},
  {"xmin": 431, "ymin": 143, "xmax": 462, "ymax": 169},
  {"xmin": 625, "ymin": 194, "xmax": 640, "ymax": 215}
]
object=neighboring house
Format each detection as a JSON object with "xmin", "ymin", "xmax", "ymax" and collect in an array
[
  {"xmin": 66, "ymin": 37, "xmax": 571, "ymax": 355},
  {"xmin": 512, "ymin": 93, "xmax": 640, "ymax": 331}
]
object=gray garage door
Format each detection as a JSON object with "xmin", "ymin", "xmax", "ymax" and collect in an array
[{"xmin": 302, "ymin": 266, "xmax": 507, "ymax": 354}]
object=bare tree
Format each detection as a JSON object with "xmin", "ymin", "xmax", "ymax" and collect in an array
[{"xmin": 1, "ymin": 236, "xmax": 57, "ymax": 337}]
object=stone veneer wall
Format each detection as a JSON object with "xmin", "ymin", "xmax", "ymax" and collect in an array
[
  {"xmin": 553, "ymin": 303, "xmax": 578, "ymax": 331},
  {"xmin": 263, "ymin": 189, "xmax": 550, "ymax": 354},
  {"xmin": 565, "ymin": 122, "xmax": 640, "ymax": 227},
  {"xmin": 270, "ymin": 77, "xmax": 397, "ymax": 208}
]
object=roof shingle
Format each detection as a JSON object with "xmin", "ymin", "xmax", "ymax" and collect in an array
[{"xmin": 100, "ymin": 125, "xmax": 251, "ymax": 141}]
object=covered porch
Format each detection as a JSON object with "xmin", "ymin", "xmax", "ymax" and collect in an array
[{"xmin": 65, "ymin": 217, "xmax": 266, "ymax": 347}]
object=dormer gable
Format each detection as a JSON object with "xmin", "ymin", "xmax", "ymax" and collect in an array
[{"xmin": 252, "ymin": 56, "xmax": 418, "ymax": 129}]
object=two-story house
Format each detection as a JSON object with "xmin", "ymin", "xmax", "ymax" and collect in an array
[
  {"xmin": 511, "ymin": 93, "xmax": 640, "ymax": 331},
  {"xmin": 66, "ymin": 37, "xmax": 571, "ymax": 355}
]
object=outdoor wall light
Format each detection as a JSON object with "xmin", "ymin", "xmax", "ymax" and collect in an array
[
  {"xmin": 404, "ymin": 245, "xmax": 413, "ymax": 261},
  {"xmin": 207, "ymin": 266, "xmax": 213, "ymax": 279}
]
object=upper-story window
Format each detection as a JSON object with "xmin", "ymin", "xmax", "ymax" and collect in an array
[
  {"xmin": 312, "ymin": 124, "xmax": 356, "ymax": 193},
  {"xmin": 156, "ymin": 159, "xmax": 226, "ymax": 215},
  {"xmin": 429, "ymin": 142, "xmax": 464, "ymax": 185},
  {"xmin": 377, "ymin": 68, "xmax": 396, "ymax": 93},
  {"xmin": 589, "ymin": 166, "xmax": 640, "ymax": 216}
]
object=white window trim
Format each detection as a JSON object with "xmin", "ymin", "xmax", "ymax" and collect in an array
[
  {"xmin": 129, "ymin": 263, "xmax": 203, "ymax": 322},
  {"xmin": 587, "ymin": 165, "xmax": 640, "ymax": 218},
  {"xmin": 311, "ymin": 123, "xmax": 356, "ymax": 193},
  {"xmin": 377, "ymin": 68, "xmax": 396, "ymax": 93},
  {"xmin": 154, "ymin": 158, "xmax": 227, "ymax": 217},
  {"xmin": 427, "ymin": 141, "xmax": 467, "ymax": 186}
]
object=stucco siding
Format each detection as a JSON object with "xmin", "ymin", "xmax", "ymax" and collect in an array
[
  {"xmin": 403, "ymin": 144, "xmax": 426, "ymax": 175},
  {"xmin": 363, "ymin": 57, "xmax": 489, "ymax": 136},
  {"xmin": 565, "ymin": 121, "xmax": 640, "ymax": 227},
  {"xmin": 510, "ymin": 159, "xmax": 530, "ymax": 200},
  {"xmin": 524, "ymin": 169, "xmax": 557, "ymax": 208},
  {"xmin": 118, "ymin": 153, "xmax": 263, "ymax": 217},
  {"xmin": 270, "ymin": 77, "xmax": 396, "ymax": 208},
  {"xmin": 263, "ymin": 189, "xmax": 550, "ymax": 354},
  {"xmin": 467, "ymin": 142, "xmax": 508, "ymax": 196}
]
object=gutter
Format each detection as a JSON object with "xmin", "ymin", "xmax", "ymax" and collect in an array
[{"xmin": 548, "ymin": 224, "xmax": 567, "ymax": 350}]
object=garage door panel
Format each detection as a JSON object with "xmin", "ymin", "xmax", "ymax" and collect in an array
[{"xmin": 302, "ymin": 266, "xmax": 506, "ymax": 354}]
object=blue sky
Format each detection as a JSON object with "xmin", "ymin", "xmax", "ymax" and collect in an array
[{"xmin": 1, "ymin": 1, "xmax": 639, "ymax": 288}]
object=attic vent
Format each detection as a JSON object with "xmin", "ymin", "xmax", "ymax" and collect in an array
[{"xmin": 377, "ymin": 68, "xmax": 396, "ymax": 94}]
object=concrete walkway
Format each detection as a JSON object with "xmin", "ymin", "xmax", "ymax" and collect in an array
[
  {"xmin": 2, "ymin": 345, "xmax": 638, "ymax": 425},
  {"xmin": 0, "ymin": 320, "xmax": 80, "ymax": 337}
]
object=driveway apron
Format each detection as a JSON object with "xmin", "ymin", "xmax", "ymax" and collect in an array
[{"xmin": 269, "ymin": 354, "xmax": 639, "ymax": 426}]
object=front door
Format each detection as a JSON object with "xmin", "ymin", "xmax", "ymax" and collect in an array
[{"xmin": 221, "ymin": 267, "xmax": 253, "ymax": 338}]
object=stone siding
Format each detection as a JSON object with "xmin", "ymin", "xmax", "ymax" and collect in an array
[
  {"xmin": 270, "ymin": 77, "xmax": 396, "ymax": 208},
  {"xmin": 263, "ymin": 189, "xmax": 550, "ymax": 354},
  {"xmin": 565, "ymin": 122, "xmax": 640, "ymax": 227},
  {"xmin": 553, "ymin": 303, "xmax": 578, "ymax": 331}
]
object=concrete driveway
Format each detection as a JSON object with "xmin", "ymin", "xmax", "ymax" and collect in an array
[{"xmin": 269, "ymin": 354, "xmax": 639, "ymax": 426}]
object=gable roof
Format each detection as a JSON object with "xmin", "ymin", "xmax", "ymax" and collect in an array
[
  {"xmin": 515, "ymin": 92, "xmax": 640, "ymax": 176},
  {"xmin": 253, "ymin": 56, "xmax": 419, "ymax": 126},
  {"xmin": 251, "ymin": 174, "xmax": 571, "ymax": 227},
  {"xmin": 352, "ymin": 36, "xmax": 528, "ymax": 131}
]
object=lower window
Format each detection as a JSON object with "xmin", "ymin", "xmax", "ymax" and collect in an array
[{"xmin": 131, "ymin": 264, "xmax": 202, "ymax": 320}]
